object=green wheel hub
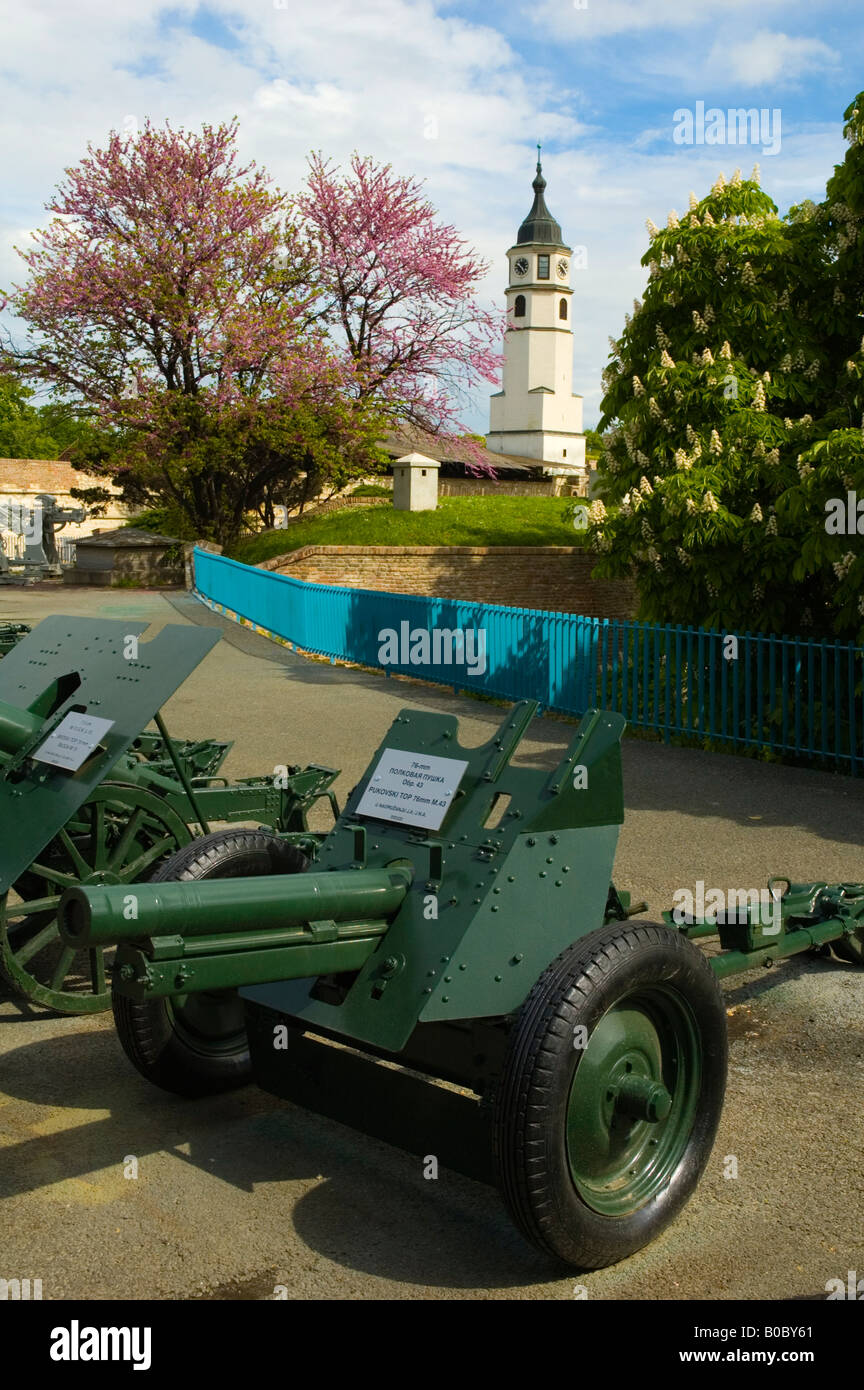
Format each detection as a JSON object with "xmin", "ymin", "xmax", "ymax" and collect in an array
[{"xmin": 566, "ymin": 987, "xmax": 702, "ymax": 1217}]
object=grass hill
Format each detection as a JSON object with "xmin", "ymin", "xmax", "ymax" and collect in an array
[{"xmin": 231, "ymin": 496, "xmax": 581, "ymax": 565}]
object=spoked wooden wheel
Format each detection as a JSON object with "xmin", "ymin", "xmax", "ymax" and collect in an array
[{"xmin": 0, "ymin": 785, "xmax": 191, "ymax": 1014}]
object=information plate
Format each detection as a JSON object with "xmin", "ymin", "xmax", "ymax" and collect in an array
[
  {"xmin": 356, "ymin": 747, "xmax": 468, "ymax": 830},
  {"xmin": 32, "ymin": 712, "xmax": 115, "ymax": 773}
]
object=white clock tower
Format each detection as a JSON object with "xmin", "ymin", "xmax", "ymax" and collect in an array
[{"xmin": 487, "ymin": 152, "xmax": 585, "ymax": 478}]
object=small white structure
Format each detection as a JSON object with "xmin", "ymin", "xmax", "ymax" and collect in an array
[{"xmin": 393, "ymin": 452, "xmax": 440, "ymax": 511}]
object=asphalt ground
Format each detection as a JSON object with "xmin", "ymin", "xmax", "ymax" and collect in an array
[{"xmin": 0, "ymin": 585, "xmax": 862, "ymax": 1300}]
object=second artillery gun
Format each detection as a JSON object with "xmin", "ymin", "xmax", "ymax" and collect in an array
[
  {"xmin": 57, "ymin": 696, "xmax": 864, "ymax": 1267},
  {"xmin": 0, "ymin": 617, "xmax": 338, "ymax": 1013},
  {"xmin": 0, "ymin": 622, "xmax": 30, "ymax": 657}
]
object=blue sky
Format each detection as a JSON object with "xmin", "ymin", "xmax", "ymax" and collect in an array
[{"xmin": 1, "ymin": 0, "xmax": 861, "ymax": 430}]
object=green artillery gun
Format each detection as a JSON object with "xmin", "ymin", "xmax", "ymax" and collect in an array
[
  {"xmin": 0, "ymin": 622, "xmax": 30, "ymax": 658},
  {"xmin": 0, "ymin": 617, "xmax": 338, "ymax": 1014},
  {"xmin": 58, "ymin": 699, "xmax": 863, "ymax": 1269}
]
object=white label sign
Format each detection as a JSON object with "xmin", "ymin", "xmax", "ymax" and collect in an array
[
  {"xmin": 356, "ymin": 747, "xmax": 468, "ymax": 830},
  {"xmin": 33, "ymin": 712, "xmax": 115, "ymax": 772}
]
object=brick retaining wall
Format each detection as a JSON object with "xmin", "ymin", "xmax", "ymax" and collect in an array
[{"xmin": 262, "ymin": 545, "xmax": 636, "ymax": 618}]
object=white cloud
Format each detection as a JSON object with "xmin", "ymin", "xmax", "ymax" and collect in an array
[
  {"xmin": 0, "ymin": 0, "xmax": 850, "ymax": 433},
  {"xmin": 709, "ymin": 31, "xmax": 838, "ymax": 87},
  {"xmin": 533, "ymin": 0, "xmax": 798, "ymax": 40},
  {"xmin": 253, "ymin": 80, "xmax": 354, "ymax": 118}
]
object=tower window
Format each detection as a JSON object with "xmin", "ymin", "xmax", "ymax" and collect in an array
[
  {"xmin": 559, "ymin": 298, "xmax": 568, "ymax": 320},
  {"xmin": 514, "ymin": 294, "xmax": 526, "ymax": 318},
  {"xmin": 537, "ymin": 255, "xmax": 550, "ymax": 279}
]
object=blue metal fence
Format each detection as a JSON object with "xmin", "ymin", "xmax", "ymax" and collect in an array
[{"xmin": 193, "ymin": 548, "xmax": 864, "ymax": 775}]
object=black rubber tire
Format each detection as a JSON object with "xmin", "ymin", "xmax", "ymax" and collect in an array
[
  {"xmin": 493, "ymin": 920, "xmax": 728, "ymax": 1269},
  {"xmin": 113, "ymin": 830, "xmax": 309, "ymax": 1098}
]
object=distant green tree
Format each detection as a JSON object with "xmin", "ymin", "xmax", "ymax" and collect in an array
[
  {"xmin": 583, "ymin": 428, "xmax": 607, "ymax": 456},
  {"xmin": 0, "ymin": 376, "xmax": 60, "ymax": 458}
]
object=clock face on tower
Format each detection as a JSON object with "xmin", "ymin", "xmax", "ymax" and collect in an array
[
  {"xmin": 514, "ymin": 257, "xmax": 529, "ymax": 277},
  {"xmin": 557, "ymin": 259, "xmax": 569, "ymax": 279}
]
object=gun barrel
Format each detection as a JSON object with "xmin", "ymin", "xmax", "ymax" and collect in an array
[
  {"xmin": 58, "ymin": 865, "xmax": 414, "ymax": 950},
  {"xmin": 0, "ymin": 699, "xmax": 42, "ymax": 753}
]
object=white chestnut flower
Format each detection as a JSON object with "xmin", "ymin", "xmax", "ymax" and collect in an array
[{"xmin": 833, "ymin": 552, "xmax": 855, "ymax": 580}]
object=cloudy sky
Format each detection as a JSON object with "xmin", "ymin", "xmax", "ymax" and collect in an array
[{"xmin": 1, "ymin": 0, "xmax": 860, "ymax": 431}]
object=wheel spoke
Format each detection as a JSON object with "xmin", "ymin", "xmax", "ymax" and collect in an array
[
  {"xmin": 90, "ymin": 948, "xmax": 107, "ymax": 995},
  {"xmin": 122, "ymin": 834, "xmax": 177, "ymax": 881},
  {"xmin": 24, "ymin": 862, "xmax": 79, "ymax": 890},
  {"xmin": 107, "ymin": 807, "xmax": 145, "ymax": 871},
  {"xmin": 90, "ymin": 800, "xmax": 108, "ymax": 869},
  {"xmin": 56, "ymin": 829, "xmax": 91, "ymax": 881},
  {"xmin": 4, "ymin": 893, "xmax": 61, "ymax": 921},
  {"xmin": 13, "ymin": 920, "xmax": 62, "ymax": 966},
  {"xmin": 50, "ymin": 947, "xmax": 76, "ymax": 992}
]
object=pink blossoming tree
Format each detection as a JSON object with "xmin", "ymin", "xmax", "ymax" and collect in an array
[
  {"xmin": 1, "ymin": 122, "xmax": 502, "ymax": 544},
  {"xmin": 296, "ymin": 152, "xmax": 503, "ymax": 461}
]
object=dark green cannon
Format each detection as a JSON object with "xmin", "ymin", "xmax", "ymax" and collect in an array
[
  {"xmin": 57, "ymin": 698, "xmax": 864, "ymax": 1269},
  {"xmin": 0, "ymin": 617, "xmax": 338, "ymax": 1013}
]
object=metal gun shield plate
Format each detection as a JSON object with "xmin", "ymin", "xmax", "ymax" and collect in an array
[
  {"xmin": 0, "ymin": 618, "xmax": 220, "ymax": 894},
  {"xmin": 242, "ymin": 702, "xmax": 626, "ymax": 1053}
]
